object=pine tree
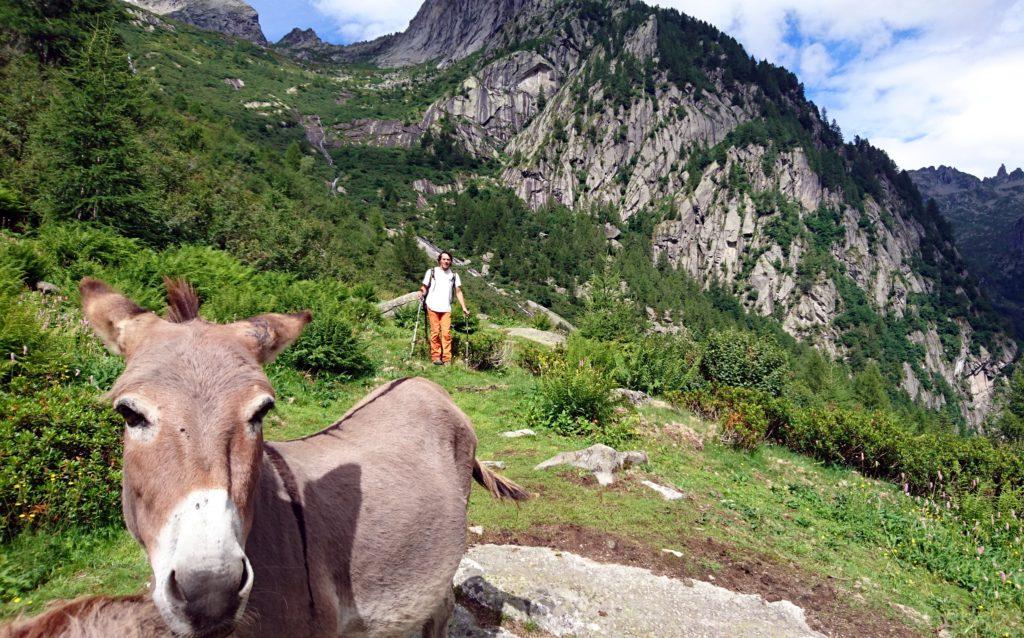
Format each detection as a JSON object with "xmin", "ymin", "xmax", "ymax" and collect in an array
[
  {"xmin": 389, "ymin": 227, "xmax": 427, "ymax": 286},
  {"xmin": 0, "ymin": 0, "xmax": 123, "ymax": 65},
  {"xmin": 852, "ymin": 361, "xmax": 891, "ymax": 412},
  {"xmin": 284, "ymin": 140, "xmax": 302, "ymax": 170},
  {"xmin": 31, "ymin": 26, "xmax": 161, "ymax": 242}
]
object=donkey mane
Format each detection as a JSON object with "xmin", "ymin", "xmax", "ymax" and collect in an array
[{"xmin": 163, "ymin": 277, "xmax": 200, "ymax": 323}]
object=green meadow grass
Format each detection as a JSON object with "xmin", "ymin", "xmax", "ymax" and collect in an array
[{"xmin": 1, "ymin": 325, "xmax": 1020, "ymax": 636}]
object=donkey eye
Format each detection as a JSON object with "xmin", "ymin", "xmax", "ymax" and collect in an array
[
  {"xmin": 250, "ymin": 399, "xmax": 274, "ymax": 429},
  {"xmin": 115, "ymin": 404, "xmax": 148, "ymax": 428}
]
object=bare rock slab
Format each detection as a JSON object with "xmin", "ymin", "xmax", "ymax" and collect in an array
[
  {"xmin": 455, "ymin": 545, "xmax": 825, "ymax": 638},
  {"xmin": 641, "ymin": 480, "xmax": 685, "ymax": 501},
  {"xmin": 535, "ymin": 444, "xmax": 647, "ymax": 485}
]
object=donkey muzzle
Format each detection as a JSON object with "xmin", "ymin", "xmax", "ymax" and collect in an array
[
  {"xmin": 152, "ymin": 489, "xmax": 254, "ymax": 636},
  {"xmin": 166, "ymin": 557, "xmax": 253, "ymax": 636}
]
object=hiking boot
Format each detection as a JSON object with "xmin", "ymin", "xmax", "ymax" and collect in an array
[{"xmin": 433, "ymin": 360, "xmax": 443, "ymax": 366}]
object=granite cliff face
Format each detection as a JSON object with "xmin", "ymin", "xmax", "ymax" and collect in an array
[
  {"xmin": 125, "ymin": 0, "xmax": 268, "ymax": 45},
  {"xmin": 372, "ymin": 0, "xmax": 547, "ymax": 67},
  {"xmin": 301, "ymin": 0, "xmax": 1016, "ymax": 426},
  {"xmin": 910, "ymin": 165, "xmax": 1024, "ymax": 334}
]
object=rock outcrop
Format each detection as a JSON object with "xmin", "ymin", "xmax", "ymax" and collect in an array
[
  {"xmin": 455, "ymin": 545, "xmax": 826, "ymax": 637},
  {"xmin": 372, "ymin": 0, "xmax": 544, "ymax": 68},
  {"xmin": 125, "ymin": 0, "xmax": 268, "ymax": 45}
]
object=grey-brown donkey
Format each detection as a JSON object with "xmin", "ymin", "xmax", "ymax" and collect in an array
[{"xmin": 69, "ymin": 277, "xmax": 528, "ymax": 638}]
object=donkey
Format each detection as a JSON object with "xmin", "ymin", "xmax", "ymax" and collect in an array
[
  {"xmin": 76, "ymin": 277, "xmax": 527, "ymax": 637},
  {"xmin": 0, "ymin": 595, "xmax": 170, "ymax": 638}
]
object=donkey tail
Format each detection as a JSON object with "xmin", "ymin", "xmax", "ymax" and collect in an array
[{"xmin": 473, "ymin": 460, "xmax": 529, "ymax": 502}]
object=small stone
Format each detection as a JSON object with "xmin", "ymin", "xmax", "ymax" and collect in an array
[
  {"xmin": 480, "ymin": 460, "xmax": 506, "ymax": 470},
  {"xmin": 35, "ymin": 281, "xmax": 60, "ymax": 294},
  {"xmin": 661, "ymin": 549, "xmax": 683, "ymax": 558},
  {"xmin": 641, "ymin": 480, "xmax": 685, "ymax": 501},
  {"xmin": 501, "ymin": 429, "xmax": 536, "ymax": 438},
  {"xmin": 468, "ymin": 526, "xmax": 484, "ymax": 536},
  {"xmin": 612, "ymin": 388, "xmax": 651, "ymax": 406},
  {"xmin": 891, "ymin": 603, "xmax": 929, "ymax": 626}
]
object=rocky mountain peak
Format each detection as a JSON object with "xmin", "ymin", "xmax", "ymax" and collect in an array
[
  {"xmin": 277, "ymin": 27, "xmax": 323, "ymax": 49},
  {"xmin": 125, "ymin": 0, "xmax": 268, "ymax": 45},
  {"xmin": 988, "ymin": 164, "xmax": 1024, "ymax": 185}
]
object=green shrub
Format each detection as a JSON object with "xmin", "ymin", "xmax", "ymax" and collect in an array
[
  {"xmin": 679, "ymin": 386, "xmax": 790, "ymax": 449},
  {"xmin": 721, "ymin": 399, "xmax": 768, "ymax": 451},
  {"xmin": 701, "ymin": 329, "xmax": 788, "ymax": 394},
  {"xmin": 457, "ymin": 329, "xmax": 508, "ymax": 370},
  {"xmin": 528, "ymin": 360, "xmax": 624, "ymax": 443},
  {"xmin": 0, "ymin": 385, "xmax": 123, "ymax": 539},
  {"xmin": 564, "ymin": 333, "xmax": 621, "ymax": 378},
  {"xmin": 34, "ymin": 223, "xmax": 139, "ymax": 283},
  {"xmin": 0, "ymin": 290, "xmax": 80, "ymax": 385},
  {"xmin": 530, "ymin": 312, "xmax": 553, "ymax": 331},
  {"xmin": 0, "ymin": 239, "xmax": 50, "ymax": 288},
  {"xmin": 513, "ymin": 340, "xmax": 549, "ymax": 375},
  {"xmin": 281, "ymin": 312, "xmax": 372, "ymax": 379},
  {"xmin": 620, "ymin": 333, "xmax": 704, "ymax": 395}
]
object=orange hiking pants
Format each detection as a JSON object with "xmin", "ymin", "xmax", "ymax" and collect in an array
[{"xmin": 427, "ymin": 309, "xmax": 452, "ymax": 363}]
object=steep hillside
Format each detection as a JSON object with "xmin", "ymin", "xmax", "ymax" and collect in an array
[
  {"xmin": 294, "ymin": 0, "xmax": 1016, "ymax": 427},
  {"xmin": 909, "ymin": 164, "xmax": 1024, "ymax": 334}
]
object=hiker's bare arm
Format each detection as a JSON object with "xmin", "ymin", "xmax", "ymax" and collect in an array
[{"xmin": 456, "ymin": 288, "xmax": 469, "ymax": 314}]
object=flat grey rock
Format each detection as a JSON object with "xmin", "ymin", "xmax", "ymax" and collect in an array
[
  {"xmin": 535, "ymin": 444, "xmax": 648, "ymax": 485},
  {"xmin": 455, "ymin": 545, "xmax": 826, "ymax": 638}
]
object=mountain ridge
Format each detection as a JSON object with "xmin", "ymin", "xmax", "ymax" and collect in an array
[{"xmin": 910, "ymin": 163, "xmax": 1024, "ymax": 335}]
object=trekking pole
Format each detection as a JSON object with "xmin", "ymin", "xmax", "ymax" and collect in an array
[{"xmin": 409, "ymin": 297, "xmax": 424, "ymax": 358}]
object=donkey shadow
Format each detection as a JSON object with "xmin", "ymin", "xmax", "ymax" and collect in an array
[
  {"xmin": 241, "ymin": 459, "xmax": 366, "ymax": 636},
  {"xmin": 455, "ymin": 574, "xmax": 548, "ymax": 637}
]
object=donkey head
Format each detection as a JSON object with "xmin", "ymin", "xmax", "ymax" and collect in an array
[{"xmin": 80, "ymin": 277, "xmax": 310, "ymax": 637}]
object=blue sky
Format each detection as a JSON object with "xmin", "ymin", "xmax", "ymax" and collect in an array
[{"xmin": 249, "ymin": 0, "xmax": 1024, "ymax": 177}]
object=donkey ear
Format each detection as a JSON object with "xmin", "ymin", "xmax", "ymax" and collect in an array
[
  {"xmin": 80, "ymin": 277, "xmax": 162, "ymax": 356},
  {"xmin": 230, "ymin": 311, "xmax": 312, "ymax": 364}
]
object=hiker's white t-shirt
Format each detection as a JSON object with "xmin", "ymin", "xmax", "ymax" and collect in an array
[{"xmin": 422, "ymin": 267, "xmax": 461, "ymax": 313}]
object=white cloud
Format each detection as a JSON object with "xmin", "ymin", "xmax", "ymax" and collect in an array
[
  {"xmin": 655, "ymin": 0, "xmax": 1024, "ymax": 177},
  {"xmin": 799, "ymin": 42, "xmax": 834, "ymax": 85},
  {"xmin": 311, "ymin": 0, "xmax": 421, "ymax": 41}
]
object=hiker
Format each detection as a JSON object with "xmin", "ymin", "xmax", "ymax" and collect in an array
[{"xmin": 418, "ymin": 251, "xmax": 469, "ymax": 365}]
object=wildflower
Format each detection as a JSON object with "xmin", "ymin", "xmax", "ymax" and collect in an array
[{"xmin": 977, "ymin": 546, "xmax": 985, "ymax": 555}]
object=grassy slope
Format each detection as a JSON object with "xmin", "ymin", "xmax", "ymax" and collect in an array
[{"xmin": 1, "ymin": 325, "xmax": 1019, "ymax": 637}]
